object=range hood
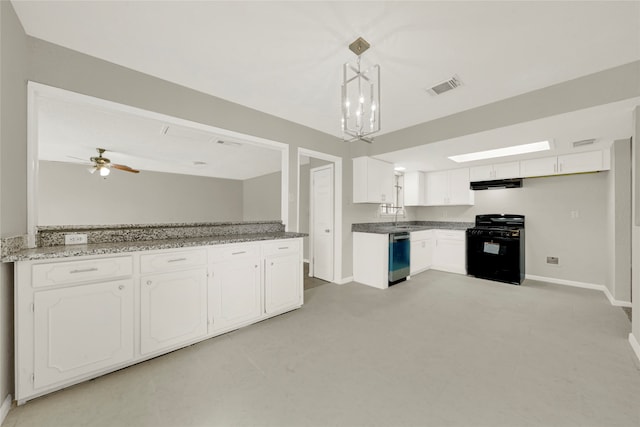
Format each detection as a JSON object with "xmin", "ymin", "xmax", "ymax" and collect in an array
[{"xmin": 470, "ymin": 178, "xmax": 523, "ymax": 190}]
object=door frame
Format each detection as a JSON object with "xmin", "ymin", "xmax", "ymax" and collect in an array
[
  {"xmin": 297, "ymin": 148, "xmax": 343, "ymax": 284},
  {"xmin": 309, "ymin": 163, "xmax": 334, "ymax": 281}
]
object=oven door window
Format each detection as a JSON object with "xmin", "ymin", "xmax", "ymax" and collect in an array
[{"xmin": 483, "ymin": 242, "xmax": 500, "ymax": 255}]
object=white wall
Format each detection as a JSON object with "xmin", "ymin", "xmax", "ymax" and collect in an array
[
  {"xmin": 416, "ymin": 172, "xmax": 608, "ymax": 286},
  {"xmin": 38, "ymin": 161, "xmax": 244, "ymax": 225},
  {"xmin": 242, "ymin": 171, "xmax": 281, "ymax": 222}
]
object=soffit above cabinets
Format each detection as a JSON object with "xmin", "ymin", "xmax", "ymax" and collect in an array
[{"xmin": 374, "ymin": 97, "xmax": 640, "ymax": 173}]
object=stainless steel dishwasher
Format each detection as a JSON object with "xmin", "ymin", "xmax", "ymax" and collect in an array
[{"xmin": 388, "ymin": 232, "xmax": 410, "ymax": 285}]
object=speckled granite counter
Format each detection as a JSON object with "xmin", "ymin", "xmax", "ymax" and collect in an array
[
  {"xmin": 352, "ymin": 220, "xmax": 474, "ymax": 234},
  {"xmin": 4, "ymin": 232, "xmax": 306, "ymax": 262},
  {"xmin": 2, "ymin": 221, "xmax": 306, "ymax": 262}
]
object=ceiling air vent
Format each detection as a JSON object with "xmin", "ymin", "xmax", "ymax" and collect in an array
[
  {"xmin": 572, "ymin": 138, "xmax": 596, "ymax": 148},
  {"xmin": 427, "ymin": 75, "xmax": 463, "ymax": 96}
]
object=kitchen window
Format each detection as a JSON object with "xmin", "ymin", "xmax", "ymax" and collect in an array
[{"xmin": 380, "ymin": 172, "xmax": 405, "ymax": 216}]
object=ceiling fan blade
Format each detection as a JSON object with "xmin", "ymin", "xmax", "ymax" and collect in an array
[
  {"xmin": 88, "ymin": 166, "xmax": 97, "ymax": 174},
  {"xmin": 112, "ymin": 163, "xmax": 140, "ymax": 173}
]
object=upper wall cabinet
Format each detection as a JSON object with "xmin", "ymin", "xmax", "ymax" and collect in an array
[
  {"xmin": 425, "ymin": 168, "xmax": 474, "ymax": 206},
  {"xmin": 353, "ymin": 156, "xmax": 395, "ymax": 204},
  {"xmin": 520, "ymin": 150, "xmax": 608, "ymax": 178},
  {"xmin": 403, "ymin": 171, "xmax": 426, "ymax": 206},
  {"xmin": 469, "ymin": 162, "xmax": 520, "ymax": 181}
]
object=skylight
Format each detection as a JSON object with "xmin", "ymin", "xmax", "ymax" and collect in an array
[{"xmin": 448, "ymin": 140, "xmax": 550, "ymax": 163}]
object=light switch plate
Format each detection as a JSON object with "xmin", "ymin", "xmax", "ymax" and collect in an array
[{"xmin": 64, "ymin": 234, "xmax": 87, "ymax": 245}]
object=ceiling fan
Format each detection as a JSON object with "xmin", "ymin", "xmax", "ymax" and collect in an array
[{"xmin": 85, "ymin": 148, "xmax": 140, "ymax": 176}]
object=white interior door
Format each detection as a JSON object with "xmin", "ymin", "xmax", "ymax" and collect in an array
[{"xmin": 311, "ymin": 164, "xmax": 334, "ymax": 282}]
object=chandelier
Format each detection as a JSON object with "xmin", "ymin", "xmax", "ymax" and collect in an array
[{"xmin": 341, "ymin": 37, "xmax": 380, "ymax": 143}]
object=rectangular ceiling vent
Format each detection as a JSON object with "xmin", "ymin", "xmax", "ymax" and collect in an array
[
  {"xmin": 572, "ymin": 138, "xmax": 596, "ymax": 148},
  {"xmin": 427, "ymin": 75, "xmax": 463, "ymax": 96}
]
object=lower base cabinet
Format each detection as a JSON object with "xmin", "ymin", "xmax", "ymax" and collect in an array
[
  {"xmin": 410, "ymin": 231, "xmax": 434, "ymax": 275},
  {"xmin": 140, "ymin": 269, "xmax": 208, "ymax": 355},
  {"xmin": 15, "ymin": 237, "xmax": 303, "ymax": 404},
  {"xmin": 265, "ymin": 253, "xmax": 302, "ymax": 315},
  {"xmin": 33, "ymin": 279, "xmax": 134, "ymax": 390},
  {"xmin": 432, "ymin": 230, "xmax": 466, "ymax": 274},
  {"xmin": 208, "ymin": 244, "xmax": 262, "ymax": 333}
]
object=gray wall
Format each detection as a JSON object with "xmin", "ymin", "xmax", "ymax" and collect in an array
[
  {"xmin": 632, "ymin": 107, "xmax": 640, "ymax": 345},
  {"xmin": 242, "ymin": 171, "xmax": 281, "ymax": 222},
  {"xmin": 38, "ymin": 161, "xmax": 244, "ymax": 225},
  {"xmin": 415, "ymin": 173, "xmax": 608, "ymax": 286},
  {"xmin": 606, "ymin": 139, "xmax": 632, "ymax": 302},
  {"xmin": 0, "ymin": 0, "xmax": 28, "ymax": 408}
]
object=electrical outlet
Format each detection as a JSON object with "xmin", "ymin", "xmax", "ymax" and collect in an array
[
  {"xmin": 570, "ymin": 210, "xmax": 579, "ymax": 219},
  {"xmin": 546, "ymin": 256, "xmax": 559, "ymax": 265},
  {"xmin": 65, "ymin": 234, "xmax": 87, "ymax": 245}
]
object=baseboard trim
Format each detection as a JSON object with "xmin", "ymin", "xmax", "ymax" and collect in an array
[
  {"xmin": 334, "ymin": 276, "xmax": 353, "ymax": 285},
  {"xmin": 602, "ymin": 286, "xmax": 633, "ymax": 308},
  {"xmin": 525, "ymin": 274, "xmax": 631, "ymax": 307},
  {"xmin": 629, "ymin": 334, "xmax": 640, "ymax": 363},
  {"xmin": 0, "ymin": 394, "xmax": 12, "ymax": 426}
]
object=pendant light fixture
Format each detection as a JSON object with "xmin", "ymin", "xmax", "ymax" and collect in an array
[{"xmin": 341, "ymin": 37, "xmax": 380, "ymax": 143}]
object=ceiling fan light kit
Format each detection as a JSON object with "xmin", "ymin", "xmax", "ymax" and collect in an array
[
  {"xmin": 88, "ymin": 147, "xmax": 140, "ymax": 176},
  {"xmin": 341, "ymin": 37, "xmax": 380, "ymax": 144}
]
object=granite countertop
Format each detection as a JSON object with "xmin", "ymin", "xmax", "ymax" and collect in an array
[
  {"xmin": 352, "ymin": 221, "xmax": 474, "ymax": 234},
  {"xmin": 4, "ymin": 231, "xmax": 306, "ymax": 262}
]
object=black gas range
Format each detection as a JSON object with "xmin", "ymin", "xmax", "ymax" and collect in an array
[{"xmin": 466, "ymin": 214, "xmax": 525, "ymax": 285}]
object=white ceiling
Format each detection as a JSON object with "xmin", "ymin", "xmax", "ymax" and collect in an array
[
  {"xmin": 12, "ymin": 1, "xmax": 640, "ymax": 176},
  {"xmin": 37, "ymin": 94, "xmax": 283, "ymax": 180}
]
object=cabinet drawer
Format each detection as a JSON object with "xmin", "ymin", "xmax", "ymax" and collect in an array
[
  {"xmin": 140, "ymin": 249, "xmax": 207, "ymax": 274},
  {"xmin": 262, "ymin": 239, "xmax": 300, "ymax": 256},
  {"xmin": 32, "ymin": 256, "xmax": 133, "ymax": 288},
  {"xmin": 410, "ymin": 230, "xmax": 433, "ymax": 241},
  {"xmin": 208, "ymin": 243, "xmax": 261, "ymax": 263},
  {"xmin": 435, "ymin": 230, "xmax": 465, "ymax": 241}
]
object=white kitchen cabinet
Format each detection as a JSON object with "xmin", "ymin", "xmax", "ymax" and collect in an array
[
  {"xmin": 425, "ymin": 168, "xmax": 474, "ymax": 206},
  {"xmin": 140, "ymin": 268, "xmax": 208, "ymax": 355},
  {"xmin": 33, "ymin": 278, "xmax": 134, "ymax": 390},
  {"xmin": 353, "ymin": 232, "xmax": 389, "ymax": 289},
  {"xmin": 15, "ymin": 237, "xmax": 303, "ymax": 404},
  {"xmin": 433, "ymin": 230, "xmax": 466, "ymax": 274},
  {"xmin": 469, "ymin": 162, "xmax": 520, "ymax": 181},
  {"xmin": 557, "ymin": 151, "xmax": 605, "ymax": 174},
  {"xmin": 425, "ymin": 170, "xmax": 448, "ymax": 206},
  {"xmin": 519, "ymin": 156, "xmax": 557, "ymax": 177},
  {"xmin": 208, "ymin": 244, "xmax": 262, "ymax": 333},
  {"xmin": 404, "ymin": 171, "xmax": 426, "ymax": 206},
  {"xmin": 520, "ymin": 150, "xmax": 607, "ymax": 177},
  {"xmin": 353, "ymin": 156, "xmax": 395, "ymax": 203},
  {"xmin": 263, "ymin": 240, "xmax": 303, "ymax": 315},
  {"xmin": 410, "ymin": 230, "xmax": 434, "ymax": 275}
]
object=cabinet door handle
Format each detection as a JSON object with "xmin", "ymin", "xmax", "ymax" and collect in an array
[
  {"xmin": 559, "ymin": 163, "xmax": 563, "ymax": 173},
  {"xmin": 118, "ymin": 285, "xmax": 124, "ymax": 290},
  {"xmin": 146, "ymin": 280, "xmax": 152, "ymax": 286},
  {"xmin": 167, "ymin": 257, "xmax": 187, "ymax": 263},
  {"xmin": 232, "ymin": 251, "xmax": 246, "ymax": 255},
  {"xmin": 69, "ymin": 267, "xmax": 98, "ymax": 274},
  {"xmin": 278, "ymin": 246, "xmax": 289, "ymax": 250}
]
